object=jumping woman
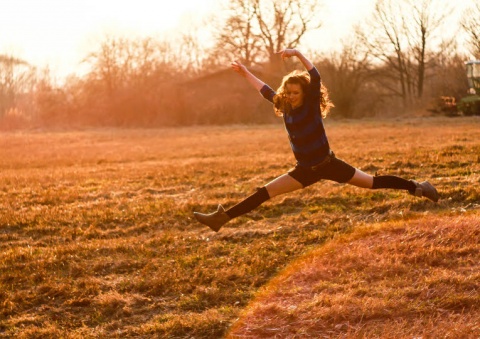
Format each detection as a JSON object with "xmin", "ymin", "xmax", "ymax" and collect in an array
[{"xmin": 194, "ymin": 49, "xmax": 439, "ymax": 232}]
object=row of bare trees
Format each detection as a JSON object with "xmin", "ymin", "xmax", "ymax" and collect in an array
[
  {"xmin": 329, "ymin": 0, "xmax": 461, "ymax": 117},
  {"xmin": 1, "ymin": 0, "xmax": 480, "ymax": 129},
  {"xmin": 356, "ymin": 0, "xmax": 450, "ymax": 107}
]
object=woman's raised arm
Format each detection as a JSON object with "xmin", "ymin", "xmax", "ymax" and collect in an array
[
  {"xmin": 276, "ymin": 49, "xmax": 314, "ymax": 71},
  {"xmin": 231, "ymin": 60, "xmax": 266, "ymax": 91}
]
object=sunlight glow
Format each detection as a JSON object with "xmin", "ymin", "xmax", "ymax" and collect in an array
[
  {"xmin": 0, "ymin": 0, "xmax": 469, "ymax": 78},
  {"xmin": 1, "ymin": 0, "xmax": 217, "ymax": 76}
]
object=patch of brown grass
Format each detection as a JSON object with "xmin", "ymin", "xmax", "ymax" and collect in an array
[{"xmin": 228, "ymin": 214, "xmax": 480, "ymax": 338}]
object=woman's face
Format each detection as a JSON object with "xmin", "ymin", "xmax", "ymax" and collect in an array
[{"xmin": 285, "ymin": 83, "xmax": 305, "ymax": 109}]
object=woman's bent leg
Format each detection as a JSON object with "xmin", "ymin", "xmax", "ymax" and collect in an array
[
  {"xmin": 226, "ymin": 173, "xmax": 302, "ymax": 218},
  {"xmin": 265, "ymin": 173, "xmax": 304, "ymax": 198},
  {"xmin": 225, "ymin": 187, "xmax": 270, "ymax": 219},
  {"xmin": 194, "ymin": 173, "xmax": 303, "ymax": 232}
]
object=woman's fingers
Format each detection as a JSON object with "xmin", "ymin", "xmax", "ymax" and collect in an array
[
  {"xmin": 235, "ymin": 60, "xmax": 246, "ymax": 67},
  {"xmin": 276, "ymin": 49, "xmax": 296, "ymax": 59},
  {"xmin": 231, "ymin": 61, "xmax": 246, "ymax": 75}
]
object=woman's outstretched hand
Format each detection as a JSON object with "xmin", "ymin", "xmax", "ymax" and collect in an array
[
  {"xmin": 277, "ymin": 49, "xmax": 313, "ymax": 71},
  {"xmin": 231, "ymin": 60, "xmax": 248, "ymax": 77},
  {"xmin": 231, "ymin": 60, "xmax": 265, "ymax": 91},
  {"xmin": 276, "ymin": 49, "xmax": 298, "ymax": 60}
]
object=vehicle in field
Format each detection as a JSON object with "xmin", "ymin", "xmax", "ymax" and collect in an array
[
  {"xmin": 432, "ymin": 60, "xmax": 480, "ymax": 116},
  {"xmin": 457, "ymin": 60, "xmax": 480, "ymax": 116}
]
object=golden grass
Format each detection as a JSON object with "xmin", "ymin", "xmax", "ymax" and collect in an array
[
  {"xmin": 0, "ymin": 117, "xmax": 479, "ymax": 337},
  {"xmin": 228, "ymin": 214, "xmax": 480, "ymax": 338}
]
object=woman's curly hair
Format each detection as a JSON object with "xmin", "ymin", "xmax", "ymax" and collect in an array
[{"xmin": 272, "ymin": 70, "xmax": 334, "ymax": 119}]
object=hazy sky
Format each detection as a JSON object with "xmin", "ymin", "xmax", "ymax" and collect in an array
[
  {"xmin": 0, "ymin": 0, "xmax": 219, "ymax": 77},
  {"xmin": 1, "ymin": 0, "xmax": 466, "ymax": 78}
]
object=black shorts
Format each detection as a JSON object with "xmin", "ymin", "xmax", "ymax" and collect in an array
[{"xmin": 288, "ymin": 153, "xmax": 356, "ymax": 187}]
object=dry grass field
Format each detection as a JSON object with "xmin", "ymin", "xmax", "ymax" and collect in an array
[
  {"xmin": 0, "ymin": 116, "xmax": 479, "ymax": 338},
  {"xmin": 229, "ymin": 215, "xmax": 480, "ymax": 338}
]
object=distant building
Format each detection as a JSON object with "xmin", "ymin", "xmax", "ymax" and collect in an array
[{"xmin": 177, "ymin": 66, "xmax": 283, "ymax": 125}]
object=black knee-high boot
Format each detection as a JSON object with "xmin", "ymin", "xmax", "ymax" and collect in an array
[
  {"xmin": 372, "ymin": 175, "xmax": 439, "ymax": 202},
  {"xmin": 372, "ymin": 175, "xmax": 416, "ymax": 194},
  {"xmin": 193, "ymin": 187, "xmax": 271, "ymax": 232},
  {"xmin": 225, "ymin": 186, "xmax": 270, "ymax": 219}
]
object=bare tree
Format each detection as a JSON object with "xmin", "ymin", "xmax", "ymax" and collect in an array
[
  {"xmin": 85, "ymin": 36, "xmax": 127, "ymax": 98},
  {"xmin": 320, "ymin": 37, "xmax": 371, "ymax": 118},
  {"xmin": 356, "ymin": 0, "xmax": 410, "ymax": 106},
  {"xmin": 404, "ymin": 0, "xmax": 451, "ymax": 98},
  {"xmin": 179, "ymin": 23, "xmax": 227, "ymax": 76},
  {"xmin": 80, "ymin": 35, "xmax": 186, "ymax": 126},
  {"xmin": 34, "ymin": 68, "xmax": 70, "ymax": 125},
  {"xmin": 214, "ymin": 0, "xmax": 264, "ymax": 67},
  {"xmin": 253, "ymin": 0, "xmax": 322, "ymax": 62},
  {"xmin": 357, "ymin": 0, "xmax": 454, "ymax": 109},
  {"xmin": 0, "ymin": 54, "xmax": 35, "ymax": 117},
  {"xmin": 427, "ymin": 45, "xmax": 470, "ymax": 100},
  {"xmin": 462, "ymin": 1, "xmax": 480, "ymax": 59},
  {"xmin": 214, "ymin": 0, "xmax": 323, "ymax": 71}
]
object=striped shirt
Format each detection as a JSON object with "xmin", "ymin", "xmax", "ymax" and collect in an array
[{"xmin": 260, "ymin": 67, "xmax": 330, "ymax": 167}]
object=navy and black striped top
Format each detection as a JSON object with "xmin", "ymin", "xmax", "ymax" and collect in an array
[{"xmin": 260, "ymin": 67, "xmax": 330, "ymax": 167}]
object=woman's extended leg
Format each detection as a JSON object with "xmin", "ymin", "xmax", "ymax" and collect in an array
[
  {"xmin": 226, "ymin": 173, "xmax": 303, "ymax": 219},
  {"xmin": 193, "ymin": 173, "xmax": 303, "ymax": 232},
  {"xmin": 264, "ymin": 173, "xmax": 304, "ymax": 198},
  {"xmin": 347, "ymin": 168, "xmax": 439, "ymax": 202},
  {"xmin": 347, "ymin": 169, "xmax": 374, "ymax": 188}
]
